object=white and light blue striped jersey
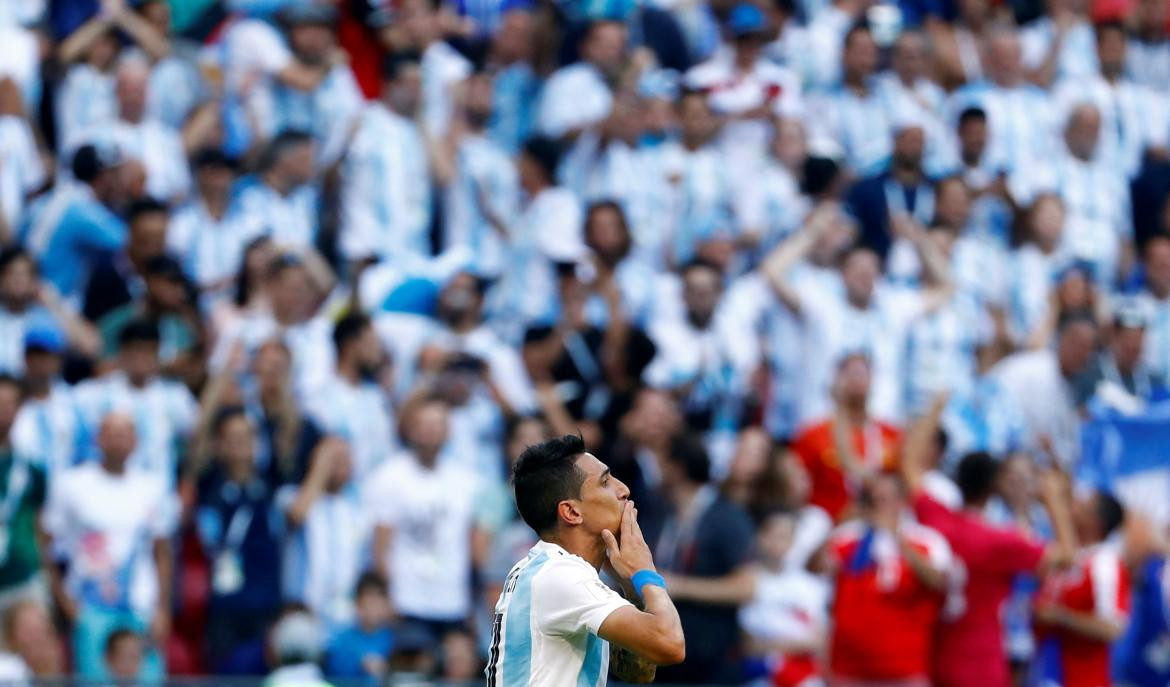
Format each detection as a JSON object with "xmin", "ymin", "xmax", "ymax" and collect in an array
[
  {"xmin": 1020, "ymin": 17, "xmax": 1099, "ymax": 83},
  {"xmin": 947, "ymin": 81, "xmax": 1058, "ymax": 178},
  {"xmin": 0, "ymin": 114, "xmax": 44, "ymax": 231},
  {"xmin": 1126, "ymin": 39, "xmax": 1170, "ymax": 90},
  {"xmin": 339, "ymin": 103, "xmax": 432, "ymax": 261},
  {"xmin": 54, "ymin": 64, "xmax": 115, "ymax": 154},
  {"xmin": 421, "ymin": 41, "xmax": 473, "ymax": 139},
  {"xmin": 236, "ymin": 178, "xmax": 320, "ymax": 249},
  {"xmin": 443, "ymin": 133, "xmax": 520, "ymax": 278},
  {"xmin": 277, "ymin": 482, "xmax": 369, "ymax": 632},
  {"xmin": 655, "ymin": 142, "xmax": 734, "ymax": 269},
  {"xmin": 259, "ymin": 64, "xmax": 364, "ymax": 167},
  {"xmin": 1005, "ymin": 243, "xmax": 1066, "ymax": 347},
  {"xmin": 1137, "ymin": 291, "xmax": 1170, "ymax": 383},
  {"xmin": 72, "ymin": 371, "xmax": 198, "ymax": 482},
  {"xmin": 486, "ymin": 540, "xmax": 632, "ymax": 687},
  {"xmin": 0, "ymin": 305, "xmax": 60, "ymax": 375},
  {"xmin": 902, "ymin": 293, "xmax": 989, "ymax": 417},
  {"xmin": 490, "ymin": 63, "xmax": 540, "ymax": 154},
  {"xmin": 1053, "ymin": 75, "xmax": 1167, "ymax": 180},
  {"xmin": 807, "ymin": 81, "xmax": 894, "ymax": 176},
  {"xmin": 302, "ymin": 373, "xmax": 397, "ymax": 480},
  {"xmin": 11, "ymin": 382, "xmax": 84, "ymax": 480},
  {"xmin": 210, "ymin": 311, "xmax": 335, "ymax": 401},
  {"xmin": 168, "ymin": 196, "xmax": 264, "ymax": 303}
]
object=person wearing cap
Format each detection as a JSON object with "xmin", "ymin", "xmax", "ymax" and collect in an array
[
  {"xmin": 339, "ymin": 52, "xmax": 432, "ymax": 263},
  {"xmin": 537, "ymin": 19, "xmax": 626, "ymax": 141},
  {"xmin": 258, "ymin": 3, "xmax": 363, "ymax": 168},
  {"xmin": 167, "ymin": 149, "xmax": 262, "ymax": 304},
  {"xmin": 20, "ymin": 143, "xmax": 128, "ymax": 307},
  {"xmin": 11, "ymin": 324, "xmax": 84, "ymax": 480},
  {"xmin": 683, "ymin": 3, "xmax": 802, "ymax": 181},
  {"xmin": 1086, "ymin": 301, "xmax": 1167, "ymax": 412}
]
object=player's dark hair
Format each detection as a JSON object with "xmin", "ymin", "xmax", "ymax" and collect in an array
[
  {"xmin": 512, "ymin": 434, "xmax": 587, "ymax": 535},
  {"xmin": 956, "ymin": 451, "xmax": 1000, "ymax": 505},
  {"xmin": 666, "ymin": 432, "xmax": 710, "ymax": 485},
  {"xmin": 1096, "ymin": 490, "xmax": 1125, "ymax": 538},
  {"xmin": 332, "ymin": 312, "xmax": 371, "ymax": 356}
]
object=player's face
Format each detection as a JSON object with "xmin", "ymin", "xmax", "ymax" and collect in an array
[{"xmin": 574, "ymin": 453, "xmax": 630, "ymax": 537}]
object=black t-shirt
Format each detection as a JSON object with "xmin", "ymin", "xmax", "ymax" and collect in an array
[{"xmin": 655, "ymin": 495, "xmax": 755, "ymax": 684}]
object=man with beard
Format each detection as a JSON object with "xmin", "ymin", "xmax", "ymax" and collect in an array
[{"xmin": 304, "ymin": 313, "xmax": 396, "ymax": 480}]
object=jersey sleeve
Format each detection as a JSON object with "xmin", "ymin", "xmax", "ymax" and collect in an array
[
  {"xmin": 1090, "ymin": 549, "xmax": 1130, "ymax": 624},
  {"xmin": 532, "ymin": 559, "xmax": 633, "ymax": 637}
]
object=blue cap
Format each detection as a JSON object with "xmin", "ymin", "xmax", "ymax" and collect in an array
[
  {"xmin": 727, "ymin": 3, "xmax": 768, "ymax": 37},
  {"xmin": 24, "ymin": 324, "xmax": 65, "ymax": 354}
]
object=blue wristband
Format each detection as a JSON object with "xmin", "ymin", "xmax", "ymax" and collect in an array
[{"xmin": 631, "ymin": 569, "xmax": 666, "ymax": 599}]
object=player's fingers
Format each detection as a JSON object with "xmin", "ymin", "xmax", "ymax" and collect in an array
[{"xmin": 602, "ymin": 528, "xmax": 619, "ymax": 556}]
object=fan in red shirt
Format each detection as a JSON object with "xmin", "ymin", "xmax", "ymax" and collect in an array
[
  {"xmin": 791, "ymin": 354, "xmax": 901, "ymax": 522},
  {"xmin": 900, "ymin": 400, "xmax": 1076, "ymax": 687},
  {"xmin": 1035, "ymin": 489, "xmax": 1130, "ymax": 687},
  {"xmin": 827, "ymin": 471, "xmax": 951, "ymax": 687}
]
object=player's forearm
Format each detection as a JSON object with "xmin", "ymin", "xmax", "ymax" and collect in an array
[
  {"xmin": 1048, "ymin": 606, "xmax": 1124, "ymax": 642},
  {"xmin": 638, "ymin": 586, "xmax": 686, "ymax": 664}
]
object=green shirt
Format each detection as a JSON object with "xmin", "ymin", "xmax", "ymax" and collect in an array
[{"xmin": 0, "ymin": 451, "xmax": 46, "ymax": 589}]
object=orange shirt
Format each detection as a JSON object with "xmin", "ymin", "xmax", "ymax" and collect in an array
[{"xmin": 791, "ymin": 419, "xmax": 902, "ymax": 521}]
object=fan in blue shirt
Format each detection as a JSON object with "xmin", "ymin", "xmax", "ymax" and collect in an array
[{"xmin": 324, "ymin": 572, "xmax": 395, "ymax": 682}]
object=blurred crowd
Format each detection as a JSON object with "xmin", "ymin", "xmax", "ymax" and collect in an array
[{"xmin": 0, "ymin": 0, "xmax": 1165, "ymax": 685}]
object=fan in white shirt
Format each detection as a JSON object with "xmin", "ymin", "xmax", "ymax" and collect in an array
[
  {"xmin": 366, "ymin": 398, "xmax": 482, "ymax": 625},
  {"xmin": 538, "ymin": 21, "xmax": 625, "ymax": 140},
  {"xmin": 42, "ymin": 413, "xmax": 176, "ymax": 678},
  {"xmin": 236, "ymin": 131, "xmax": 320, "ymax": 250}
]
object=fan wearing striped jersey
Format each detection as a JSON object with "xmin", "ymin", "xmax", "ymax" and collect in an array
[{"xmin": 486, "ymin": 434, "xmax": 685, "ymax": 686}]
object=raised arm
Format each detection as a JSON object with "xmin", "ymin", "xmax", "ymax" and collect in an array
[
  {"xmin": 894, "ymin": 214, "xmax": 954, "ymax": 312},
  {"xmin": 285, "ymin": 439, "xmax": 337, "ymax": 527},
  {"xmin": 598, "ymin": 501, "xmax": 686, "ymax": 669},
  {"xmin": 901, "ymin": 394, "xmax": 948, "ymax": 494},
  {"xmin": 760, "ymin": 203, "xmax": 838, "ymax": 314},
  {"xmin": 1035, "ymin": 468, "xmax": 1077, "ymax": 573}
]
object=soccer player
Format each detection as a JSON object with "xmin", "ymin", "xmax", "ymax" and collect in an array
[{"xmin": 486, "ymin": 434, "xmax": 685, "ymax": 686}]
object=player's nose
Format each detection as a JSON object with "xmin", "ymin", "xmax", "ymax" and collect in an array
[{"xmin": 615, "ymin": 477, "xmax": 630, "ymax": 501}]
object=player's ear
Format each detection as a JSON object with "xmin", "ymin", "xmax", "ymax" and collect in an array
[{"xmin": 556, "ymin": 499, "xmax": 584, "ymax": 528}]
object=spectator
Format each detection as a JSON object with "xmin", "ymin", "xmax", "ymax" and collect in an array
[
  {"xmin": 82, "ymin": 197, "xmax": 169, "ymax": 324},
  {"xmin": 167, "ymin": 150, "xmax": 261, "ymax": 306},
  {"xmin": 581, "ymin": 201, "xmax": 657, "ymax": 328},
  {"xmin": 1125, "ymin": 0, "xmax": 1170, "ymax": 88},
  {"xmin": 366, "ymin": 397, "xmax": 481, "ymax": 638},
  {"xmin": 901, "ymin": 403, "xmax": 1076, "ymax": 687},
  {"xmin": 790, "ymin": 353, "xmax": 903, "ymax": 522},
  {"xmin": 991, "ymin": 313, "xmax": 1099, "ymax": 466},
  {"xmin": 278, "ymin": 437, "xmax": 368, "ymax": 632},
  {"xmin": 875, "ymin": 30, "xmax": 950, "ymax": 175},
  {"xmin": 42, "ymin": 412, "xmax": 175, "ymax": 681},
  {"xmin": 655, "ymin": 433, "xmax": 756, "ymax": 685},
  {"xmin": 339, "ymin": 51, "xmax": 432, "ymax": 263},
  {"xmin": 12, "ymin": 325, "xmax": 83, "ymax": 478},
  {"xmin": 103, "ymin": 628, "xmax": 144, "ymax": 682},
  {"xmin": 825, "ymin": 471, "xmax": 950, "ymax": 686},
  {"xmin": 1020, "ymin": 0, "xmax": 1098, "ymax": 86},
  {"xmin": 738, "ymin": 510, "xmax": 828, "ymax": 687},
  {"xmin": 537, "ymin": 20, "xmax": 625, "ymax": 141},
  {"xmin": 0, "ymin": 375, "xmax": 47, "ymax": 617},
  {"xmin": 236, "ymin": 131, "xmax": 320, "ymax": 249},
  {"xmin": 73, "ymin": 319, "xmax": 197, "ymax": 479},
  {"xmin": 950, "ymin": 107, "xmax": 1013, "ymax": 246},
  {"xmin": 304, "ymin": 314, "xmax": 395, "ymax": 479},
  {"xmin": 1033, "ymin": 488, "xmax": 1129, "ymax": 687},
  {"xmin": 323, "ymin": 571, "xmax": 394, "ymax": 681},
  {"xmin": 0, "ymin": 86, "xmax": 44, "ymax": 244},
  {"xmin": 64, "ymin": 56, "xmax": 191, "ymax": 204},
  {"xmin": 242, "ymin": 339, "xmax": 322, "ymax": 487},
  {"xmin": 196, "ymin": 407, "xmax": 283, "ymax": 671},
  {"xmin": 684, "ymin": 3, "xmax": 802, "ymax": 179},
  {"xmin": 22, "ymin": 144, "xmax": 128, "ymax": 306},
  {"xmin": 0, "ymin": 248, "xmax": 98, "ymax": 373},
  {"xmin": 438, "ymin": 628, "xmax": 482, "ymax": 681},
  {"xmin": 1087, "ymin": 301, "xmax": 1167, "ymax": 412}
]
